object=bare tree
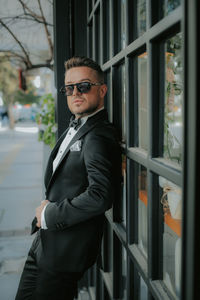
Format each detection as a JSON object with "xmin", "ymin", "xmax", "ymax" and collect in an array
[
  {"xmin": 0, "ymin": 0, "xmax": 53, "ymax": 128},
  {"xmin": 0, "ymin": 0, "xmax": 53, "ymax": 71}
]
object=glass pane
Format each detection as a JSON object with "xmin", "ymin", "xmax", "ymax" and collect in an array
[
  {"xmin": 138, "ymin": 165, "xmax": 148, "ymax": 257},
  {"xmin": 139, "ymin": 275, "xmax": 148, "ymax": 300},
  {"xmin": 121, "ymin": 0, "xmax": 126, "ymax": 49},
  {"xmin": 121, "ymin": 154, "xmax": 127, "ymax": 227},
  {"xmin": 162, "ymin": 0, "xmax": 181, "ymax": 17},
  {"xmin": 121, "ymin": 246, "xmax": 127, "ymax": 299},
  {"xmin": 108, "ymin": 224, "xmax": 113, "ymax": 275},
  {"xmin": 114, "ymin": 0, "xmax": 125, "ymax": 54},
  {"xmin": 164, "ymin": 33, "xmax": 183, "ymax": 165},
  {"xmin": 129, "ymin": 0, "xmax": 146, "ymax": 42},
  {"xmin": 122, "ymin": 64, "xmax": 126, "ymax": 142},
  {"xmin": 104, "ymin": 284, "xmax": 111, "ymax": 300},
  {"xmin": 105, "ymin": 71, "xmax": 111, "ymax": 120},
  {"xmin": 138, "ymin": 52, "xmax": 148, "ymax": 151},
  {"xmin": 159, "ymin": 176, "xmax": 182, "ymax": 298},
  {"xmin": 88, "ymin": 23, "xmax": 93, "ymax": 59},
  {"xmin": 113, "ymin": 63, "xmax": 125, "ymax": 142},
  {"xmin": 137, "ymin": 0, "xmax": 146, "ymax": 36},
  {"xmin": 88, "ymin": 0, "xmax": 92, "ymax": 15},
  {"xmin": 103, "ymin": 0, "xmax": 110, "ymax": 63},
  {"xmin": 95, "ymin": 10, "xmax": 100, "ymax": 64},
  {"xmin": 104, "ymin": 221, "xmax": 113, "ymax": 281}
]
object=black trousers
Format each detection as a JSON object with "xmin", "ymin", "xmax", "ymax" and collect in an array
[{"xmin": 15, "ymin": 232, "xmax": 84, "ymax": 300}]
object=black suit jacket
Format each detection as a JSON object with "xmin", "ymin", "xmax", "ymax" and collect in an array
[{"xmin": 32, "ymin": 109, "xmax": 121, "ymax": 273}]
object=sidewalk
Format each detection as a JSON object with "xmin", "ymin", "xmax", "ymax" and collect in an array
[
  {"xmin": 0, "ymin": 121, "xmax": 43, "ymax": 300},
  {"xmin": 0, "ymin": 121, "xmax": 90, "ymax": 300}
]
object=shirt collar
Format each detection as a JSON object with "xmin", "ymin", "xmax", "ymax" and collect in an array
[{"xmin": 78, "ymin": 107, "xmax": 104, "ymax": 126}]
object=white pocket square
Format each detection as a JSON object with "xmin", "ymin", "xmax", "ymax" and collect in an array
[{"xmin": 70, "ymin": 140, "xmax": 82, "ymax": 152}]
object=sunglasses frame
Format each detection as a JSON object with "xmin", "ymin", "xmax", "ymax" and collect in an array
[{"xmin": 60, "ymin": 82, "xmax": 102, "ymax": 96}]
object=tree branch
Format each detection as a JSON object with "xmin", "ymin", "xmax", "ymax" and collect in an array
[
  {"xmin": 18, "ymin": 0, "xmax": 53, "ymax": 62},
  {"xmin": 0, "ymin": 0, "xmax": 53, "ymax": 71},
  {"xmin": 0, "ymin": 19, "xmax": 32, "ymax": 68},
  {"xmin": 37, "ymin": 0, "xmax": 53, "ymax": 60},
  {"xmin": 0, "ymin": 15, "xmax": 53, "ymax": 27},
  {"xmin": 18, "ymin": 0, "xmax": 43, "ymax": 21}
]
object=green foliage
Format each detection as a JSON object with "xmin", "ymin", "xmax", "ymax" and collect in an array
[
  {"xmin": 164, "ymin": 33, "xmax": 182, "ymax": 164},
  {"xmin": 36, "ymin": 94, "xmax": 57, "ymax": 148},
  {"xmin": 0, "ymin": 58, "xmax": 40, "ymax": 106},
  {"xmin": 14, "ymin": 89, "xmax": 40, "ymax": 105},
  {"xmin": 0, "ymin": 60, "xmax": 18, "ymax": 105}
]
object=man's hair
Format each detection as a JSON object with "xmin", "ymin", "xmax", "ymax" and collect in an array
[{"xmin": 64, "ymin": 56, "xmax": 104, "ymax": 82}]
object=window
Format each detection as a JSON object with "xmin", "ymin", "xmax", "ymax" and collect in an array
[
  {"xmin": 86, "ymin": 0, "xmax": 189, "ymax": 299},
  {"xmin": 160, "ymin": 176, "xmax": 182, "ymax": 297},
  {"xmin": 138, "ymin": 165, "xmax": 148, "ymax": 257},
  {"xmin": 163, "ymin": 33, "xmax": 183, "ymax": 165}
]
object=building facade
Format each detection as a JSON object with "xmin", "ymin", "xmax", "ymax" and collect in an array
[{"xmin": 53, "ymin": 1, "xmax": 200, "ymax": 299}]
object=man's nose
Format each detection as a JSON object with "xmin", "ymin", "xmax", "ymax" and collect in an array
[{"xmin": 72, "ymin": 85, "xmax": 81, "ymax": 96}]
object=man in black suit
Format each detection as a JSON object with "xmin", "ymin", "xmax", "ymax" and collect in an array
[{"xmin": 16, "ymin": 56, "xmax": 121, "ymax": 300}]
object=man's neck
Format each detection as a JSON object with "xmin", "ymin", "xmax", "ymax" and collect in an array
[{"xmin": 75, "ymin": 106, "xmax": 104, "ymax": 119}]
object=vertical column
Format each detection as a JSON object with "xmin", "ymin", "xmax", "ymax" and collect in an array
[
  {"xmin": 182, "ymin": 0, "xmax": 200, "ymax": 299},
  {"xmin": 53, "ymin": 0, "xmax": 72, "ymax": 137},
  {"xmin": 73, "ymin": 0, "xmax": 87, "ymax": 56}
]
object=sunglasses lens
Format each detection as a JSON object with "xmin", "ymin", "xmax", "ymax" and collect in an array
[
  {"xmin": 65, "ymin": 85, "xmax": 74, "ymax": 96},
  {"xmin": 77, "ymin": 82, "xmax": 91, "ymax": 93}
]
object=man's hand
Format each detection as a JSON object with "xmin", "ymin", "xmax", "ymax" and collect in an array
[{"xmin": 36, "ymin": 200, "xmax": 49, "ymax": 228}]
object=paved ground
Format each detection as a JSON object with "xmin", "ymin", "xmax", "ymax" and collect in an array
[
  {"xmin": 0, "ymin": 121, "xmax": 43, "ymax": 300},
  {"xmin": 0, "ymin": 121, "xmax": 90, "ymax": 300}
]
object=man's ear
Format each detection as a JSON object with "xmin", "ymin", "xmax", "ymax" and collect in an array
[{"xmin": 100, "ymin": 84, "xmax": 107, "ymax": 98}]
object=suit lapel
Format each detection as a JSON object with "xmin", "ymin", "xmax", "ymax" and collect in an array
[
  {"xmin": 45, "ymin": 109, "xmax": 108, "ymax": 194},
  {"xmin": 44, "ymin": 128, "xmax": 69, "ymax": 188}
]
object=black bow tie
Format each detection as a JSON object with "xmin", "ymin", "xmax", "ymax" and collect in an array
[{"xmin": 69, "ymin": 117, "xmax": 81, "ymax": 130}]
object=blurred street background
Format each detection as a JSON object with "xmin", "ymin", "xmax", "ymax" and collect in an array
[
  {"xmin": 0, "ymin": 1, "xmax": 54, "ymax": 297},
  {"xmin": 0, "ymin": 1, "xmax": 89, "ymax": 299},
  {"xmin": 0, "ymin": 120, "xmax": 43, "ymax": 299}
]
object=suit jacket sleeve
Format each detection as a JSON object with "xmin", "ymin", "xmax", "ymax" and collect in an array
[{"xmin": 44, "ymin": 129, "xmax": 120, "ymax": 230}]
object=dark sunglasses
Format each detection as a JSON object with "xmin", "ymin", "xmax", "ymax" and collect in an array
[{"xmin": 60, "ymin": 82, "xmax": 102, "ymax": 96}]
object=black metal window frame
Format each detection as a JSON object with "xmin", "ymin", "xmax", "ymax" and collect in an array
[{"xmin": 83, "ymin": 0, "xmax": 199, "ymax": 300}]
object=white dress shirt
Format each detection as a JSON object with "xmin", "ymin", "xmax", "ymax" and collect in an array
[{"xmin": 41, "ymin": 107, "xmax": 104, "ymax": 229}]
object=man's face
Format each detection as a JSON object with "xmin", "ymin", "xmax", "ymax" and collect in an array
[{"xmin": 65, "ymin": 66, "xmax": 107, "ymax": 118}]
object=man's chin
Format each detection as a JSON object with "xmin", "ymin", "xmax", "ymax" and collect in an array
[{"xmin": 72, "ymin": 107, "xmax": 98, "ymax": 117}]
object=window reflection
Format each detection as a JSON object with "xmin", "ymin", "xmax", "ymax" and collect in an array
[
  {"xmin": 113, "ymin": 63, "xmax": 125, "ymax": 142},
  {"xmin": 164, "ymin": 33, "xmax": 183, "ymax": 165},
  {"xmin": 88, "ymin": 23, "xmax": 93, "ymax": 59},
  {"xmin": 88, "ymin": 0, "xmax": 92, "ymax": 15},
  {"xmin": 103, "ymin": 0, "xmax": 110, "ymax": 62},
  {"xmin": 162, "ymin": 0, "xmax": 181, "ymax": 17},
  {"xmin": 139, "ymin": 275, "xmax": 148, "ymax": 300},
  {"xmin": 122, "ymin": 64, "xmax": 126, "ymax": 142},
  {"xmin": 113, "ymin": 0, "xmax": 126, "ymax": 54},
  {"xmin": 137, "ymin": 0, "xmax": 146, "ymax": 36},
  {"xmin": 121, "ymin": 154, "xmax": 127, "ymax": 227},
  {"xmin": 105, "ymin": 71, "xmax": 111, "ymax": 121},
  {"xmin": 129, "ymin": 0, "xmax": 146, "ymax": 42},
  {"xmin": 138, "ymin": 165, "xmax": 148, "ymax": 257},
  {"xmin": 95, "ymin": 9, "xmax": 100, "ymax": 64},
  {"xmin": 103, "ymin": 221, "xmax": 113, "ymax": 282},
  {"xmin": 121, "ymin": 246, "xmax": 127, "ymax": 299},
  {"xmin": 138, "ymin": 52, "xmax": 148, "ymax": 151},
  {"xmin": 121, "ymin": 0, "xmax": 126, "ymax": 49},
  {"xmin": 159, "ymin": 176, "xmax": 182, "ymax": 298}
]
